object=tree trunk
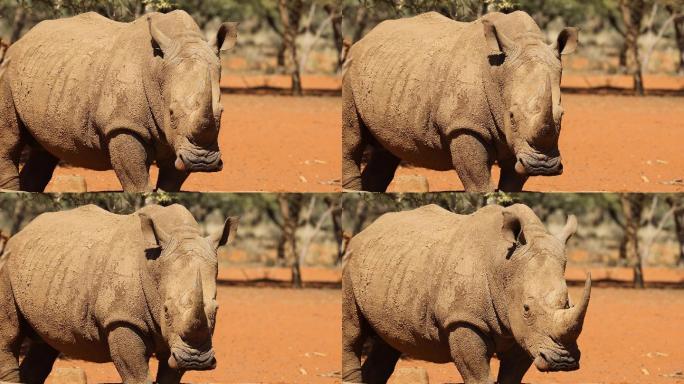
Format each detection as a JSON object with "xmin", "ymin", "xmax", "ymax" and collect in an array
[
  {"xmin": 674, "ymin": 208, "xmax": 684, "ymax": 266},
  {"xmin": 277, "ymin": 194, "xmax": 303, "ymax": 287},
  {"xmin": 673, "ymin": 14, "xmax": 684, "ymax": 75},
  {"xmin": 620, "ymin": 194, "xmax": 645, "ymax": 288},
  {"xmin": 620, "ymin": 0, "xmax": 646, "ymax": 95},
  {"xmin": 10, "ymin": 6, "xmax": 27, "ymax": 43},
  {"xmin": 277, "ymin": 0, "xmax": 303, "ymax": 96},
  {"xmin": 325, "ymin": 4, "xmax": 344, "ymax": 71}
]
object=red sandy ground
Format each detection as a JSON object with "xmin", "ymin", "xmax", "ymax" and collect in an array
[
  {"xmin": 42, "ymin": 74, "xmax": 684, "ymax": 193},
  {"xmin": 392, "ymin": 287, "xmax": 684, "ymax": 384},
  {"xmin": 48, "ymin": 287, "xmax": 341, "ymax": 384},
  {"xmin": 47, "ymin": 95, "xmax": 341, "ymax": 192},
  {"xmin": 391, "ymin": 94, "xmax": 684, "ymax": 192}
]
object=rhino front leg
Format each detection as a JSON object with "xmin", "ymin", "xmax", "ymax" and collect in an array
[
  {"xmin": 341, "ymin": 272, "xmax": 367, "ymax": 383},
  {"xmin": 497, "ymin": 159, "xmax": 528, "ymax": 192},
  {"xmin": 108, "ymin": 326, "xmax": 152, "ymax": 384},
  {"xmin": 496, "ymin": 343, "xmax": 532, "ymax": 384},
  {"xmin": 19, "ymin": 341, "xmax": 60, "ymax": 384},
  {"xmin": 108, "ymin": 132, "xmax": 153, "ymax": 192},
  {"xmin": 156, "ymin": 162, "xmax": 189, "ymax": 192},
  {"xmin": 0, "ymin": 80, "xmax": 23, "ymax": 190},
  {"xmin": 341, "ymin": 79, "xmax": 365, "ymax": 191},
  {"xmin": 449, "ymin": 133, "xmax": 495, "ymax": 192},
  {"xmin": 0, "ymin": 272, "xmax": 22, "ymax": 382},
  {"xmin": 156, "ymin": 357, "xmax": 184, "ymax": 384},
  {"xmin": 448, "ymin": 326, "xmax": 494, "ymax": 384}
]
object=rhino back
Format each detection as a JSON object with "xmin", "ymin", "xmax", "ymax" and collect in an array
[
  {"xmin": 347, "ymin": 13, "xmax": 492, "ymax": 169},
  {"xmin": 5, "ymin": 13, "xmax": 152, "ymax": 168},
  {"xmin": 347, "ymin": 204, "xmax": 502, "ymax": 361},
  {"xmin": 5, "ymin": 205, "xmax": 154, "ymax": 361}
]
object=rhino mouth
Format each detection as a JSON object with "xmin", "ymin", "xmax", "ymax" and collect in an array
[
  {"xmin": 533, "ymin": 347, "xmax": 579, "ymax": 372},
  {"xmin": 515, "ymin": 151, "xmax": 563, "ymax": 176},
  {"xmin": 175, "ymin": 143, "xmax": 223, "ymax": 173},
  {"xmin": 168, "ymin": 341, "xmax": 216, "ymax": 371}
]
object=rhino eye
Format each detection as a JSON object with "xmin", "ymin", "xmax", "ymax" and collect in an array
[{"xmin": 523, "ymin": 304, "xmax": 530, "ymax": 312}]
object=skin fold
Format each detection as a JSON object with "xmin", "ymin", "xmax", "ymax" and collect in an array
[
  {"xmin": 342, "ymin": 11, "xmax": 578, "ymax": 192},
  {"xmin": 0, "ymin": 204, "xmax": 239, "ymax": 384},
  {"xmin": 342, "ymin": 204, "xmax": 591, "ymax": 384},
  {"xmin": 0, "ymin": 11, "xmax": 238, "ymax": 192}
]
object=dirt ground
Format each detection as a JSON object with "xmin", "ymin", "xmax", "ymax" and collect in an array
[
  {"xmin": 392, "ymin": 287, "xmax": 684, "ymax": 384},
  {"xmin": 391, "ymin": 94, "xmax": 684, "ymax": 192},
  {"xmin": 48, "ymin": 287, "xmax": 341, "ymax": 384},
  {"xmin": 43, "ymin": 92, "xmax": 684, "ymax": 193},
  {"xmin": 46, "ymin": 95, "xmax": 341, "ymax": 192}
]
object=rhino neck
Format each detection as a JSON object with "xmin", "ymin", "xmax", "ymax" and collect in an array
[
  {"xmin": 485, "ymin": 262, "xmax": 515, "ymax": 338},
  {"xmin": 138, "ymin": 250, "xmax": 164, "ymax": 335},
  {"xmin": 142, "ymin": 56, "xmax": 174, "ymax": 152},
  {"xmin": 482, "ymin": 57, "xmax": 514, "ymax": 159}
]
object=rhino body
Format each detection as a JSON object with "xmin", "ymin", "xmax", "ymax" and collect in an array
[
  {"xmin": 0, "ymin": 11, "xmax": 237, "ymax": 192},
  {"xmin": 342, "ymin": 204, "xmax": 590, "ymax": 384},
  {"xmin": 0, "ymin": 204, "xmax": 238, "ymax": 384},
  {"xmin": 342, "ymin": 11, "xmax": 577, "ymax": 192}
]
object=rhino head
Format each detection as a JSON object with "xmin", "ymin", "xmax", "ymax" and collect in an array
[
  {"xmin": 139, "ymin": 210, "xmax": 239, "ymax": 371},
  {"xmin": 148, "ymin": 14, "xmax": 238, "ymax": 173},
  {"xmin": 483, "ymin": 15, "xmax": 578, "ymax": 176},
  {"xmin": 497, "ymin": 205, "xmax": 590, "ymax": 372}
]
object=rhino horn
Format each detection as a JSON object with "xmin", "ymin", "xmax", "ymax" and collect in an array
[
  {"xmin": 187, "ymin": 269, "xmax": 208, "ymax": 332},
  {"xmin": 554, "ymin": 272, "xmax": 591, "ymax": 341},
  {"xmin": 555, "ymin": 215, "xmax": 577, "ymax": 244},
  {"xmin": 148, "ymin": 16, "xmax": 174, "ymax": 54}
]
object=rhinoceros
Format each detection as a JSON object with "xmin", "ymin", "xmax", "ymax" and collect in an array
[
  {"xmin": 0, "ymin": 204, "xmax": 238, "ymax": 384},
  {"xmin": 342, "ymin": 204, "xmax": 591, "ymax": 384},
  {"xmin": 342, "ymin": 11, "xmax": 578, "ymax": 192},
  {"xmin": 0, "ymin": 11, "xmax": 237, "ymax": 192}
]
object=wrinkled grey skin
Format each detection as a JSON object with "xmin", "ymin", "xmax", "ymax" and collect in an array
[
  {"xmin": 342, "ymin": 11, "xmax": 578, "ymax": 192},
  {"xmin": 0, "ymin": 204, "xmax": 239, "ymax": 384},
  {"xmin": 0, "ymin": 11, "xmax": 237, "ymax": 192},
  {"xmin": 342, "ymin": 204, "xmax": 591, "ymax": 384}
]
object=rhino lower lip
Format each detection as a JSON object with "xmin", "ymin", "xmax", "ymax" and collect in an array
[
  {"xmin": 517, "ymin": 156, "xmax": 563, "ymax": 176},
  {"xmin": 535, "ymin": 350, "xmax": 579, "ymax": 372},
  {"xmin": 175, "ymin": 151, "xmax": 223, "ymax": 173},
  {"xmin": 169, "ymin": 348, "xmax": 217, "ymax": 371}
]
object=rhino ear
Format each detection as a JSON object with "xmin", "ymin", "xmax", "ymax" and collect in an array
[
  {"xmin": 502, "ymin": 211, "xmax": 526, "ymax": 258},
  {"xmin": 553, "ymin": 27, "xmax": 579, "ymax": 56},
  {"xmin": 207, "ymin": 216, "xmax": 239, "ymax": 250},
  {"xmin": 148, "ymin": 16, "xmax": 174, "ymax": 56},
  {"xmin": 139, "ymin": 213, "xmax": 171, "ymax": 254},
  {"xmin": 482, "ymin": 19, "xmax": 517, "ymax": 59},
  {"xmin": 215, "ymin": 22, "xmax": 238, "ymax": 54}
]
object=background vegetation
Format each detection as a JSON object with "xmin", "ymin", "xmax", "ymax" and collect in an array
[
  {"xmin": 343, "ymin": 192, "xmax": 684, "ymax": 288},
  {"xmin": 1, "ymin": 0, "xmax": 682, "ymax": 95},
  {"xmin": 0, "ymin": 193, "xmax": 342, "ymax": 287}
]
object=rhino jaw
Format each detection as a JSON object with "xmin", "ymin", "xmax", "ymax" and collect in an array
[
  {"xmin": 515, "ymin": 153, "xmax": 563, "ymax": 176},
  {"xmin": 533, "ymin": 348, "xmax": 579, "ymax": 372},
  {"xmin": 174, "ymin": 149, "xmax": 223, "ymax": 173},
  {"xmin": 168, "ymin": 344, "xmax": 216, "ymax": 371}
]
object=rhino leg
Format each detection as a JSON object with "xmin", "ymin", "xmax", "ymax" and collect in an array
[
  {"xmin": 0, "ymin": 79, "xmax": 23, "ymax": 190},
  {"xmin": 497, "ymin": 159, "xmax": 528, "ymax": 192},
  {"xmin": 449, "ymin": 133, "xmax": 495, "ymax": 193},
  {"xmin": 360, "ymin": 337, "xmax": 401, "ymax": 384},
  {"xmin": 448, "ymin": 325, "xmax": 495, "ymax": 384},
  {"xmin": 108, "ymin": 132, "xmax": 153, "ymax": 192},
  {"xmin": 19, "ymin": 148, "xmax": 59, "ymax": 192},
  {"xmin": 108, "ymin": 326, "xmax": 152, "ymax": 384},
  {"xmin": 496, "ymin": 343, "xmax": 532, "ymax": 384},
  {"xmin": 0, "ymin": 270, "xmax": 22, "ymax": 382},
  {"xmin": 156, "ymin": 357, "xmax": 184, "ymax": 384},
  {"xmin": 342, "ymin": 272, "xmax": 367, "ymax": 383},
  {"xmin": 156, "ymin": 162, "xmax": 189, "ymax": 192},
  {"xmin": 18, "ymin": 341, "xmax": 59, "ymax": 384},
  {"xmin": 360, "ymin": 147, "xmax": 400, "ymax": 192},
  {"xmin": 341, "ymin": 78, "xmax": 365, "ymax": 191}
]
